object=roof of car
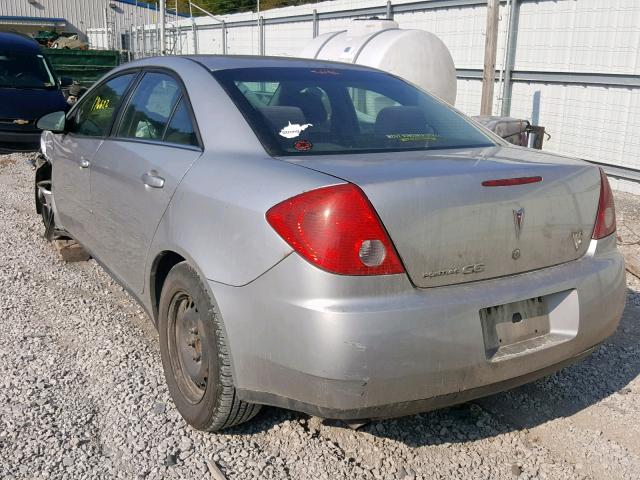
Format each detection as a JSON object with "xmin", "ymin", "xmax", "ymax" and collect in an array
[
  {"xmin": 184, "ymin": 54, "xmax": 379, "ymax": 73},
  {"xmin": 0, "ymin": 32, "xmax": 41, "ymax": 52}
]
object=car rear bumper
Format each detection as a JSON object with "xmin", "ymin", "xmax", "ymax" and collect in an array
[
  {"xmin": 209, "ymin": 234, "xmax": 626, "ymax": 420},
  {"xmin": 0, "ymin": 129, "xmax": 41, "ymax": 152},
  {"xmin": 238, "ymin": 346, "xmax": 597, "ymax": 419}
]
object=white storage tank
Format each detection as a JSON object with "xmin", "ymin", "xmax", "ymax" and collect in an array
[{"xmin": 300, "ymin": 18, "xmax": 457, "ymax": 105}]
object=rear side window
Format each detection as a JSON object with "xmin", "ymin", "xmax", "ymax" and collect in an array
[
  {"xmin": 214, "ymin": 67, "xmax": 495, "ymax": 156},
  {"xmin": 236, "ymin": 81, "xmax": 279, "ymax": 107},
  {"xmin": 164, "ymin": 98, "xmax": 198, "ymax": 146},
  {"xmin": 69, "ymin": 73, "xmax": 136, "ymax": 137},
  {"xmin": 117, "ymin": 72, "xmax": 181, "ymax": 141},
  {"xmin": 348, "ymin": 87, "xmax": 400, "ymax": 129}
]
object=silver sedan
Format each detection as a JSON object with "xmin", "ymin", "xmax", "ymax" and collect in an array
[{"xmin": 35, "ymin": 55, "xmax": 626, "ymax": 431}]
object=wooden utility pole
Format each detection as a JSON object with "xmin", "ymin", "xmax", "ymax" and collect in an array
[
  {"xmin": 480, "ymin": 0, "xmax": 500, "ymax": 115},
  {"xmin": 159, "ymin": 0, "xmax": 166, "ymax": 55}
]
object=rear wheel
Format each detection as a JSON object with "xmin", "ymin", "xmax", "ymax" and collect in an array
[{"xmin": 158, "ymin": 261, "xmax": 260, "ymax": 431}]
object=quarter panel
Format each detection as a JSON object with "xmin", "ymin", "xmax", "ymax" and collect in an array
[{"xmin": 148, "ymin": 152, "xmax": 342, "ymax": 287}]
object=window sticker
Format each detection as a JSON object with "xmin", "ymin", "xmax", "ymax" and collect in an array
[
  {"xmin": 294, "ymin": 139, "xmax": 313, "ymax": 152},
  {"xmin": 91, "ymin": 96, "xmax": 111, "ymax": 111},
  {"xmin": 279, "ymin": 121, "xmax": 313, "ymax": 139},
  {"xmin": 385, "ymin": 133, "xmax": 440, "ymax": 142}
]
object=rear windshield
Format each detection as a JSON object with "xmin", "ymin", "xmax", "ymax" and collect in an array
[
  {"xmin": 0, "ymin": 50, "xmax": 56, "ymax": 89},
  {"xmin": 213, "ymin": 67, "xmax": 495, "ymax": 156}
]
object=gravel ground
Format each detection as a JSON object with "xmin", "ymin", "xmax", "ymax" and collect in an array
[{"xmin": 0, "ymin": 152, "xmax": 639, "ymax": 480}]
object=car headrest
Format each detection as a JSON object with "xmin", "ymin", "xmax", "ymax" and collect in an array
[
  {"xmin": 260, "ymin": 106, "xmax": 306, "ymax": 130},
  {"xmin": 374, "ymin": 106, "xmax": 428, "ymax": 135},
  {"xmin": 292, "ymin": 91, "xmax": 328, "ymax": 125}
]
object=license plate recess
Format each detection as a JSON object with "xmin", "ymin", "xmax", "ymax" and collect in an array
[{"xmin": 480, "ymin": 296, "xmax": 550, "ymax": 360}]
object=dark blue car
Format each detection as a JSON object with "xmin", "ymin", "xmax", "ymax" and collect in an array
[{"xmin": 0, "ymin": 32, "xmax": 70, "ymax": 152}]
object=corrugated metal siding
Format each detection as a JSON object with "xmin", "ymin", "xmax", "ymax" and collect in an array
[
  {"xmin": 456, "ymin": 79, "xmax": 483, "ymax": 115},
  {"xmin": 192, "ymin": 27, "xmax": 224, "ymax": 55},
  {"xmin": 265, "ymin": 21, "xmax": 313, "ymax": 57},
  {"xmin": 510, "ymin": 82, "xmax": 640, "ymax": 170},
  {"xmin": 395, "ymin": 5, "xmax": 488, "ymax": 70},
  {"xmin": 0, "ymin": 0, "xmax": 151, "ymax": 47},
  {"xmin": 226, "ymin": 26, "xmax": 258, "ymax": 55},
  {"xmin": 515, "ymin": 0, "xmax": 640, "ymax": 75},
  {"xmin": 509, "ymin": 0, "xmax": 640, "ymax": 171}
]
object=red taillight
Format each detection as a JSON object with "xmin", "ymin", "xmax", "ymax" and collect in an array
[
  {"xmin": 592, "ymin": 168, "xmax": 616, "ymax": 239},
  {"xmin": 266, "ymin": 184, "xmax": 405, "ymax": 275}
]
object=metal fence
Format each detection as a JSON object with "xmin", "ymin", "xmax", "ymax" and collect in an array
[{"xmin": 118, "ymin": 0, "xmax": 640, "ymax": 192}]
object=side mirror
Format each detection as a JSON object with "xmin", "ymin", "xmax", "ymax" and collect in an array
[
  {"xmin": 37, "ymin": 111, "xmax": 67, "ymax": 133},
  {"xmin": 60, "ymin": 76, "xmax": 73, "ymax": 87}
]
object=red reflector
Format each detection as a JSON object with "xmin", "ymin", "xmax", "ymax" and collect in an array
[
  {"xmin": 266, "ymin": 184, "xmax": 405, "ymax": 276},
  {"xmin": 482, "ymin": 176, "xmax": 543, "ymax": 187}
]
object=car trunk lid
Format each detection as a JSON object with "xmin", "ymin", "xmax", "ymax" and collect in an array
[{"xmin": 283, "ymin": 146, "xmax": 601, "ymax": 287}]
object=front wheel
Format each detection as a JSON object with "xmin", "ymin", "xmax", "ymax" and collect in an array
[
  {"xmin": 158, "ymin": 261, "xmax": 260, "ymax": 431},
  {"xmin": 36, "ymin": 179, "xmax": 56, "ymax": 241}
]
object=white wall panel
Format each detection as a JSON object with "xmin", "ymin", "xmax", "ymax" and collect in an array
[
  {"xmin": 396, "ymin": 5, "xmax": 488, "ymax": 70},
  {"xmin": 510, "ymin": 82, "xmax": 640, "ymax": 170},
  {"xmin": 455, "ymin": 79, "xmax": 483, "ymax": 116},
  {"xmin": 1, "ymin": 0, "xmax": 152, "ymax": 47},
  {"xmin": 193, "ymin": 27, "xmax": 224, "ymax": 55},
  {"xmin": 515, "ymin": 0, "xmax": 640, "ymax": 75},
  {"xmin": 265, "ymin": 22, "xmax": 313, "ymax": 57},
  {"xmin": 226, "ymin": 26, "xmax": 259, "ymax": 55},
  {"xmin": 318, "ymin": 18, "xmax": 355, "ymax": 36}
]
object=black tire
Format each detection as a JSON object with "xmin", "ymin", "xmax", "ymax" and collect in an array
[
  {"xmin": 158, "ymin": 261, "xmax": 260, "ymax": 431},
  {"xmin": 35, "ymin": 178, "xmax": 56, "ymax": 241}
]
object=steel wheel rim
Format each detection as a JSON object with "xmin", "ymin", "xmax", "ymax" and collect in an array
[
  {"xmin": 168, "ymin": 291, "xmax": 209, "ymax": 404},
  {"xmin": 37, "ymin": 181, "xmax": 52, "ymax": 219}
]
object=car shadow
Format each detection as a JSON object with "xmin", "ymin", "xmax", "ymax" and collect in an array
[{"xmin": 225, "ymin": 286, "xmax": 640, "ymax": 446}]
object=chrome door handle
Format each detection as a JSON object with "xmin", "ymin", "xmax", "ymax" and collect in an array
[
  {"xmin": 80, "ymin": 159, "xmax": 90, "ymax": 168},
  {"xmin": 142, "ymin": 172, "xmax": 165, "ymax": 189}
]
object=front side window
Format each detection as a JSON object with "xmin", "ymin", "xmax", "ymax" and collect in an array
[
  {"xmin": 69, "ymin": 73, "xmax": 136, "ymax": 137},
  {"xmin": 214, "ymin": 67, "xmax": 495, "ymax": 156},
  {"xmin": 0, "ymin": 51, "xmax": 56, "ymax": 89},
  {"xmin": 117, "ymin": 72, "xmax": 181, "ymax": 141}
]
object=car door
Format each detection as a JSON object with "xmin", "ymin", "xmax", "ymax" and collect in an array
[
  {"xmin": 52, "ymin": 72, "xmax": 137, "ymax": 245},
  {"xmin": 88, "ymin": 70, "xmax": 203, "ymax": 294}
]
